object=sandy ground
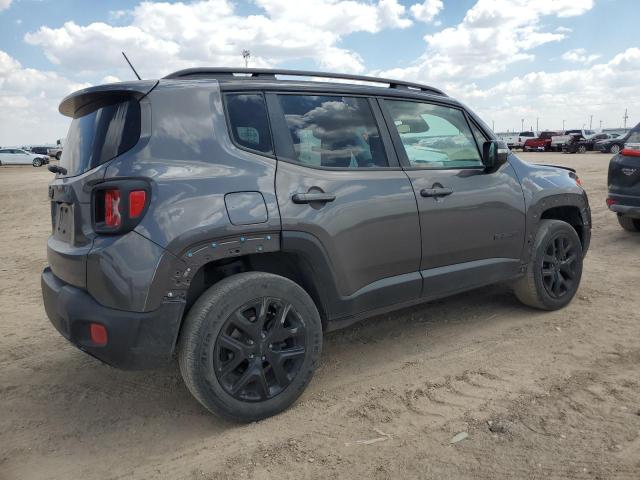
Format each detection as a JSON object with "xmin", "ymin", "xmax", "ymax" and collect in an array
[{"xmin": 1, "ymin": 152, "xmax": 639, "ymax": 480}]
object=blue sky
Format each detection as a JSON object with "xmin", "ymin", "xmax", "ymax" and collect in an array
[{"xmin": 0, "ymin": 0, "xmax": 639, "ymax": 144}]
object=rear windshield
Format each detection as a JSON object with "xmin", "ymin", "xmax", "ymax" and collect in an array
[{"xmin": 61, "ymin": 96, "xmax": 141, "ymax": 176}]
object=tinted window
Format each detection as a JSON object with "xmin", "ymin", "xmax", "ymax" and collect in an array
[
  {"xmin": 386, "ymin": 100, "xmax": 482, "ymax": 169},
  {"xmin": 278, "ymin": 95, "xmax": 388, "ymax": 168},
  {"xmin": 62, "ymin": 96, "xmax": 140, "ymax": 177},
  {"xmin": 225, "ymin": 94, "xmax": 273, "ymax": 154}
]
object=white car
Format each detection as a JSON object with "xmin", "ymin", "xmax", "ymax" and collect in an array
[{"xmin": 0, "ymin": 148, "xmax": 49, "ymax": 167}]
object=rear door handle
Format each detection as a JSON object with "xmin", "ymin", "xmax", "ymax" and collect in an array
[
  {"xmin": 420, "ymin": 187, "xmax": 453, "ymax": 198},
  {"xmin": 291, "ymin": 192, "xmax": 336, "ymax": 204}
]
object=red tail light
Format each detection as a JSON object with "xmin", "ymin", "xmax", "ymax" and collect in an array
[
  {"xmin": 104, "ymin": 189, "xmax": 121, "ymax": 227},
  {"xmin": 93, "ymin": 180, "xmax": 149, "ymax": 234},
  {"xmin": 129, "ymin": 190, "xmax": 146, "ymax": 218},
  {"xmin": 606, "ymin": 198, "xmax": 616, "ymax": 207},
  {"xmin": 621, "ymin": 148, "xmax": 640, "ymax": 157}
]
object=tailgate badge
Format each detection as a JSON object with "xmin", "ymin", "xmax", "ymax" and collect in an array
[{"xmin": 622, "ymin": 168, "xmax": 637, "ymax": 176}]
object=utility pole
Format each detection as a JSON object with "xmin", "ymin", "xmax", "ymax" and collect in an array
[
  {"xmin": 589, "ymin": 115, "xmax": 593, "ymax": 130},
  {"xmin": 492, "ymin": 120, "xmax": 495, "ymax": 131},
  {"xmin": 242, "ymin": 49, "xmax": 251, "ymax": 68},
  {"xmin": 623, "ymin": 108, "xmax": 629, "ymax": 129},
  {"xmin": 521, "ymin": 118, "xmax": 524, "ymax": 132},
  {"xmin": 599, "ymin": 120, "xmax": 603, "ymax": 129},
  {"xmin": 536, "ymin": 117, "xmax": 539, "ymax": 131},
  {"xmin": 562, "ymin": 119, "xmax": 565, "ymax": 131}
]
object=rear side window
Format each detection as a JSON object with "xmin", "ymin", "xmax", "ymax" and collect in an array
[
  {"xmin": 225, "ymin": 94, "xmax": 273, "ymax": 154},
  {"xmin": 277, "ymin": 95, "xmax": 388, "ymax": 168},
  {"xmin": 385, "ymin": 100, "xmax": 482, "ymax": 169},
  {"xmin": 62, "ymin": 96, "xmax": 140, "ymax": 177}
]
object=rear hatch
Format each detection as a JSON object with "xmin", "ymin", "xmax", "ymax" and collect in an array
[
  {"xmin": 608, "ymin": 140, "xmax": 640, "ymax": 206},
  {"xmin": 47, "ymin": 81, "xmax": 156, "ymax": 288}
]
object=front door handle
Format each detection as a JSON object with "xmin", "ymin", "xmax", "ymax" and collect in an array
[
  {"xmin": 420, "ymin": 187, "xmax": 453, "ymax": 198},
  {"xmin": 292, "ymin": 192, "xmax": 336, "ymax": 204}
]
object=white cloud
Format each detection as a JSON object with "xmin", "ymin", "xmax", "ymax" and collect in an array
[
  {"xmin": 410, "ymin": 0, "xmax": 443, "ymax": 24},
  {"xmin": 25, "ymin": 0, "xmax": 413, "ymax": 77},
  {"xmin": 0, "ymin": 0, "xmax": 11, "ymax": 12},
  {"xmin": 561, "ymin": 48, "xmax": 601, "ymax": 64},
  {"xmin": 375, "ymin": 0, "xmax": 594, "ymax": 82},
  {"xmin": 0, "ymin": 50, "xmax": 89, "ymax": 145},
  {"xmin": 455, "ymin": 48, "xmax": 640, "ymax": 131}
]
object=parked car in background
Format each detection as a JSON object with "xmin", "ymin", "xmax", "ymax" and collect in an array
[
  {"xmin": 48, "ymin": 139, "xmax": 64, "ymax": 160},
  {"xmin": 514, "ymin": 131, "xmax": 535, "ymax": 149},
  {"xmin": 607, "ymin": 125, "xmax": 640, "ymax": 231},
  {"xmin": 0, "ymin": 148, "xmax": 49, "ymax": 166},
  {"xmin": 524, "ymin": 131, "xmax": 560, "ymax": 151},
  {"xmin": 562, "ymin": 134, "xmax": 589, "ymax": 154},
  {"xmin": 42, "ymin": 67, "xmax": 591, "ymax": 422},
  {"xmin": 551, "ymin": 129, "xmax": 596, "ymax": 151},
  {"xmin": 26, "ymin": 146, "xmax": 52, "ymax": 156},
  {"xmin": 596, "ymin": 128, "xmax": 636, "ymax": 154}
]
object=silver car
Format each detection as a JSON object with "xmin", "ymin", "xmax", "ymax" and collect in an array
[{"xmin": 0, "ymin": 148, "xmax": 49, "ymax": 167}]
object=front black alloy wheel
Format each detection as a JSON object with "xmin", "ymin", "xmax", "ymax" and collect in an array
[
  {"xmin": 540, "ymin": 234, "xmax": 579, "ymax": 299},
  {"xmin": 214, "ymin": 297, "xmax": 307, "ymax": 402},
  {"xmin": 178, "ymin": 272, "xmax": 322, "ymax": 422},
  {"xmin": 513, "ymin": 219, "xmax": 583, "ymax": 310}
]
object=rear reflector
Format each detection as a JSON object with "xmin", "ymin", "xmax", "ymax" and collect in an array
[
  {"xmin": 104, "ymin": 189, "xmax": 121, "ymax": 227},
  {"xmin": 606, "ymin": 198, "xmax": 616, "ymax": 207},
  {"xmin": 90, "ymin": 323, "xmax": 108, "ymax": 346},
  {"xmin": 129, "ymin": 190, "xmax": 146, "ymax": 218}
]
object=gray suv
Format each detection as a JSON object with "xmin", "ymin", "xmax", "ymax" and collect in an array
[{"xmin": 41, "ymin": 68, "xmax": 591, "ymax": 421}]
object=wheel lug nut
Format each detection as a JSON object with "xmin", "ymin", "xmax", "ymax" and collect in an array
[
  {"xmin": 249, "ymin": 354, "xmax": 254, "ymax": 359},
  {"xmin": 261, "ymin": 356, "xmax": 266, "ymax": 361},
  {"xmin": 269, "ymin": 344, "xmax": 273, "ymax": 348},
  {"xmin": 261, "ymin": 333, "xmax": 266, "ymax": 339}
]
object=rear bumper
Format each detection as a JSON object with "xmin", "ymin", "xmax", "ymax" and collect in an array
[
  {"xmin": 609, "ymin": 204, "xmax": 640, "ymax": 218},
  {"xmin": 41, "ymin": 267, "xmax": 185, "ymax": 370},
  {"xmin": 607, "ymin": 193, "xmax": 640, "ymax": 218}
]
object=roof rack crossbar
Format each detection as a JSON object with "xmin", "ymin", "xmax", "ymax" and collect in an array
[{"xmin": 163, "ymin": 68, "xmax": 445, "ymax": 96}]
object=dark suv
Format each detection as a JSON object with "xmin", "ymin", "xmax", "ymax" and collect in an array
[{"xmin": 41, "ymin": 68, "xmax": 591, "ymax": 421}]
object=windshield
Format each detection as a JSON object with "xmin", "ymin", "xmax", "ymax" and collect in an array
[{"xmin": 60, "ymin": 96, "xmax": 140, "ymax": 177}]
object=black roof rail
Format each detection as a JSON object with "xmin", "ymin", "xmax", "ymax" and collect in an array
[{"xmin": 163, "ymin": 67, "xmax": 446, "ymax": 96}]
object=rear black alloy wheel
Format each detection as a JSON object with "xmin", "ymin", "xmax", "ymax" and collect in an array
[
  {"xmin": 214, "ymin": 297, "xmax": 307, "ymax": 402},
  {"xmin": 540, "ymin": 234, "xmax": 579, "ymax": 299},
  {"xmin": 578, "ymin": 145, "xmax": 587, "ymax": 154},
  {"xmin": 178, "ymin": 272, "xmax": 322, "ymax": 422}
]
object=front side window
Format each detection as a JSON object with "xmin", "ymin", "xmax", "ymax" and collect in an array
[
  {"xmin": 278, "ymin": 95, "xmax": 388, "ymax": 168},
  {"xmin": 385, "ymin": 100, "xmax": 483, "ymax": 169},
  {"xmin": 225, "ymin": 93, "xmax": 273, "ymax": 154}
]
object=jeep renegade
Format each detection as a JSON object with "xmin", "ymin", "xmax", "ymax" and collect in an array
[{"xmin": 42, "ymin": 68, "xmax": 591, "ymax": 421}]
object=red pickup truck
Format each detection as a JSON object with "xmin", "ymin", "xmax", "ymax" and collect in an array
[{"xmin": 523, "ymin": 131, "xmax": 561, "ymax": 152}]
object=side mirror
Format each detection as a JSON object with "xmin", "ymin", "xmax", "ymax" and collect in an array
[{"xmin": 482, "ymin": 140, "xmax": 509, "ymax": 171}]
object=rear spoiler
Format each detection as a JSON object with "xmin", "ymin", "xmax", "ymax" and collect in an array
[{"xmin": 59, "ymin": 80, "xmax": 158, "ymax": 117}]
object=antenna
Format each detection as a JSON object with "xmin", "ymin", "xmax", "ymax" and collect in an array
[{"xmin": 121, "ymin": 51, "xmax": 142, "ymax": 80}]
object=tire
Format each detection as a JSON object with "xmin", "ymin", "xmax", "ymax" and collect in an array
[
  {"xmin": 610, "ymin": 144, "xmax": 621, "ymax": 154},
  {"xmin": 32, "ymin": 158, "xmax": 42, "ymax": 167},
  {"xmin": 617, "ymin": 215, "xmax": 640, "ymax": 232},
  {"xmin": 178, "ymin": 272, "xmax": 323, "ymax": 422},
  {"xmin": 577, "ymin": 145, "xmax": 587, "ymax": 154},
  {"xmin": 513, "ymin": 219, "xmax": 583, "ymax": 310},
  {"xmin": 55, "ymin": 151, "xmax": 62, "ymax": 160}
]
